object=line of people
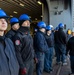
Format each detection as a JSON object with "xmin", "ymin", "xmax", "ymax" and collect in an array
[
  {"xmin": 34, "ymin": 22, "xmax": 74, "ymax": 75},
  {"xmin": 0, "ymin": 8, "xmax": 74, "ymax": 75},
  {"xmin": 54, "ymin": 24, "xmax": 74, "ymax": 75},
  {"xmin": 0, "ymin": 9, "xmax": 35, "ymax": 75},
  {"xmin": 0, "ymin": 9, "xmax": 55, "ymax": 75}
]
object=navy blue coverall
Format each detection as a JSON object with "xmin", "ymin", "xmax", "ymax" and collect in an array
[
  {"xmin": 5, "ymin": 29, "xmax": 17, "ymax": 40},
  {"xmin": 34, "ymin": 30, "xmax": 49, "ymax": 75},
  {"xmin": 0, "ymin": 36, "xmax": 19, "ymax": 75},
  {"xmin": 66, "ymin": 36, "xmax": 74, "ymax": 74},
  {"xmin": 44, "ymin": 32, "xmax": 54, "ymax": 72},
  {"xmin": 54, "ymin": 28, "xmax": 67, "ymax": 64},
  {"xmin": 13, "ymin": 27, "xmax": 34, "ymax": 75}
]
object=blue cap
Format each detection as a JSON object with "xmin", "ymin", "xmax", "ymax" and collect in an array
[
  {"xmin": 19, "ymin": 14, "xmax": 31, "ymax": 21},
  {"xmin": 0, "ymin": 9, "xmax": 9, "ymax": 18},
  {"xmin": 58, "ymin": 23, "xmax": 64, "ymax": 28},
  {"xmin": 46, "ymin": 25, "xmax": 51, "ymax": 30},
  {"xmin": 10, "ymin": 17, "xmax": 19, "ymax": 24},
  {"xmin": 55, "ymin": 26, "xmax": 59, "ymax": 30},
  {"xmin": 37, "ymin": 21, "xmax": 46, "ymax": 28}
]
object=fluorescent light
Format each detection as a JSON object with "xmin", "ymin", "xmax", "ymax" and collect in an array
[
  {"xmin": 10, "ymin": 15, "xmax": 13, "ymax": 17},
  {"xmin": 37, "ymin": 1, "xmax": 42, "ymax": 5},
  {"xmin": 35, "ymin": 18, "xmax": 37, "ymax": 20},
  {"xmin": 13, "ymin": 11, "xmax": 17, "ymax": 14},
  {"xmin": 41, "ymin": 15, "xmax": 43, "ymax": 17},
  {"xmin": 19, "ymin": 3, "xmax": 24, "ymax": 7}
]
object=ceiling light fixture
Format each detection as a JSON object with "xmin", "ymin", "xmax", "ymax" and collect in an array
[
  {"xmin": 13, "ymin": 11, "xmax": 17, "ymax": 14},
  {"xmin": 35, "ymin": 18, "xmax": 37, "ymax": 20},
  {"xmin": 37, "ymin": 1, "xmax": 42, "ymax": 5},
  {"xmin": 41, "ymin": 15, "xmax": 43, "ymax": 17},
  {"xmin": 10, "ymin": 15, "xmax": 13, "ymax": 17},
  {"xmin": 19, "ymin": 3, "xmax": 24, "ymax": 7}
]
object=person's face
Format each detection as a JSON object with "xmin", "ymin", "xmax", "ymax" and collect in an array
[
  {"xmin": 47, "ymin": 30, "xmax": 51, "ymax": 35},
  {"xmin": 72, "ymin": 32, "xmax": 74, "ymax": 36},
  {"xmin": 0, "ymin": 18, "xmax": 8, "ymax": 31},
  {"xmin": 22, "ymin": 20, "xmax": 30, "ymax": 27},
  {"xmin": 40, "ymin": 28, "xmax": 46, "ymax": 33},
  {"xmin": 12, "ymin": 23, "xmax": 19, "ymax": 30}
]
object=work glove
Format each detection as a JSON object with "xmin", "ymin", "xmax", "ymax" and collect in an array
[{"xmin": 20, "ymin": 68, "xmax": 27, "ymax": 75}]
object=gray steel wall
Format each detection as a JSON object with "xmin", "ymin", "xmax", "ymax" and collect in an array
[
  {"xmin": 71, "ymin": 0, "xmax": 74, "ymax": 28},
  {"xmin": 50, "ymin": 1, "xmax": 72, "ymax": 31}
]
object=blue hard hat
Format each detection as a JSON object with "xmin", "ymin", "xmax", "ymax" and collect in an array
[
  {"xmin": 19, "ymin": 14, "xmax": 31, "ymax": 21},
  {"xmin": 46, "ymin": 25, "xmax": 51, "ymax": 30},
  {"xmin": 55, "ymin": 26, "xmax": 59, "ymax": 30},
  {"xmin": 10, "ymin": 17, "xmax": 19, "ymax": 24},
  {"xmin": 37, "ymin": 21, "xmax": 46, "ymax": 28},
  {"xmin": 58, "ymin": 23, "xmax": 64, "ymax": 28},
  {"xmin": 0, "ymin": 9, "xmax": 9, "ymax": 18}
]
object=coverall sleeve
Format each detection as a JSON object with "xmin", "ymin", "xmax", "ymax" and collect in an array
[
  {"xmin": 63, "ymin": 32, "xmax": 67, "ymax": 44},
  {"xmin": 13, "ymin": 36, "xmax": 25, "ymax": 69},
  {"xmin": 66, "ymin": 40, "xmax": 70, "ymax": 55},
  {"xmin": 37, "ymin": 33, "xmax": 48, "ymax": 52}
]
